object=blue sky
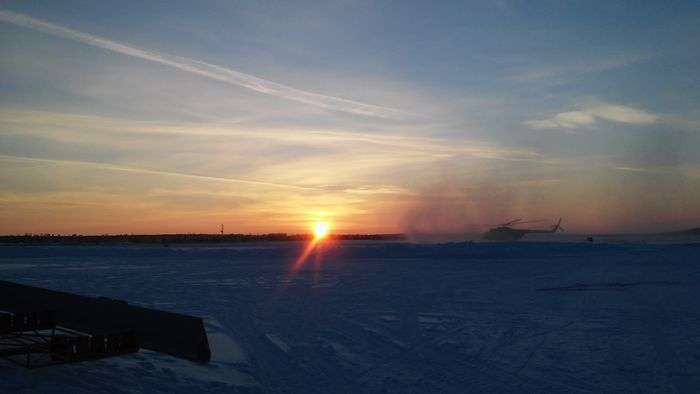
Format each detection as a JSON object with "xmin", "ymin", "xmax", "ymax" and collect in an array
[{"xmin": 1, "ymin": 1, "xmax": 699, "ymax": 234}]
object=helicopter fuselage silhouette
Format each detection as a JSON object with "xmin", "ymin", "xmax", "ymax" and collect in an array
[{"xmin": 482, "ymin": 218, "xmax": 563, "ymax": 241}]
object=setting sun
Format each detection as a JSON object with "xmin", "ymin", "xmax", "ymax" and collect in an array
[{"xmin": 313, "ymin": 221, "xmax": 330, "ymax": 239}]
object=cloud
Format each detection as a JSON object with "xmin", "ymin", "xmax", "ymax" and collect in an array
[
  {"xmin": 507, "ymin": 54, "xmax": 649, "ymax": 83},
  {"xmin": 0, "ymin": 109, "xmax": 548, "ymax": 208},
  {"xmin": 0, "ymin": 108, "xmax": 541, "ymax": 162},
  {"xmin": 591, "ymin": 105, "xmax": 659, "ymax": 124},
  {"xmin": 524, "ymin": 104, "xmax": 659, "ymax": 130},
  {"xmin": 0, "ymin": 154, "xmax": 318, "ymax": 191},
  {"xmin": 0, "ymin": 9, "xmax": 405, "ymax": 119},
  {"xmin": 615, "ymin": 166, "xmax": 700, "ymax": 179}
]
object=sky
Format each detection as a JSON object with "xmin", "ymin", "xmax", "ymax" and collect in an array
[{"xmin": 1, "ymin": 0, "xmax": 699, "ymax": 235}]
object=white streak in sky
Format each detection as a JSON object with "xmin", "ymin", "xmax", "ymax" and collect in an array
[
  {"xmin": 0, "ymin": 154, "xmax": 319, "ymax": 191},
  {"xmin": 0, "ymin": 9, "xmax": 405, "ymax": 119}
]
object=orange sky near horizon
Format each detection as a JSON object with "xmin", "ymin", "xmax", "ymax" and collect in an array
[{"xmin": 2, "ymin": 148, "xmax": 698, "ymax": 236}]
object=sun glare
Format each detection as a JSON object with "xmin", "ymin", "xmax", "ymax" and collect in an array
[{"xmin": 314, "ymin": 221, "xmax": 330, "ymax": 239}]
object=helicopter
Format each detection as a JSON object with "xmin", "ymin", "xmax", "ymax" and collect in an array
[{"xmin": 482, "ymin": 218, "xmax": 563, "ymax": 241}]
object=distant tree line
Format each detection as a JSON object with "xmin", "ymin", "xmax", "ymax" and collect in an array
[{"xmin": 0, "ymin": 233, "xmax": 405, "ymax": 245}]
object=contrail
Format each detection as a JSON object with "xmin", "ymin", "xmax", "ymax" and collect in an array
[
  {"xmin": 0, "ymin": 9, "xmax": 405, "ymax": 119},
  {"xmin": 0, "ymin": 154, "xmax": 319, "ymax": 191}
]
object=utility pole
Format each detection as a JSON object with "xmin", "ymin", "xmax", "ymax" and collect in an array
[{"xmin": 220, "ymin": 224, "xmax": 224, "ymax": 235}]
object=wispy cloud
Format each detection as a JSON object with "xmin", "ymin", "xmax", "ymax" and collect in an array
[
  {"xmin": 0, "ymin": 154, "xmax": 319, "ymax": 191},
  {"xmin": 0, "ymin": 108, "xmax": 541, "ymax": 161},
  {"xmin": 506, "ymin": 53, "xmax": 650, "ymax": 83},
  {"xmin": 0, "ymin": 9, "xmax": 405, "ymax": 119},
  {"xmin": 615, "ymin": 166, "xmax": 700, "ymax": 179},
  {"xmin": 524, "ymin": 103, "xmax": 658, "ymax": 130}
]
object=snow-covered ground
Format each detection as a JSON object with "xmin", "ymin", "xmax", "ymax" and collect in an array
[{"xmin": 1, "ymin": 240, "xmax": 700, "ymax": 393}]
